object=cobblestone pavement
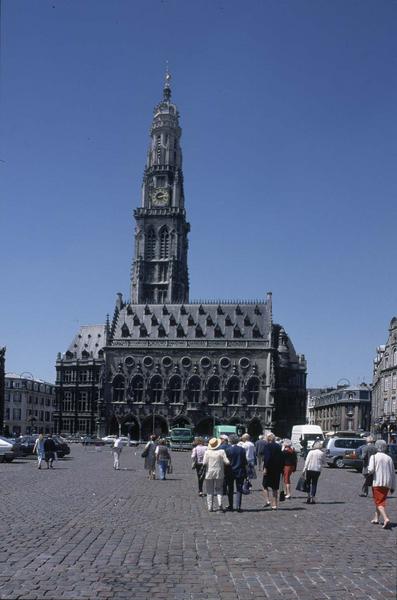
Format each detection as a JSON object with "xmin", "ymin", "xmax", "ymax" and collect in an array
[{"xmin": 0, "ymin": 446, "xmax": 396, "ymax": 600}]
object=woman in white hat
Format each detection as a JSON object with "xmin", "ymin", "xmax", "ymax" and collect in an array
[{"xmin": 203, "ymin": 438, "xmax": 230, "ymax": 512}]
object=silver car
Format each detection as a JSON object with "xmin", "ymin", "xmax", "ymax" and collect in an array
[{"xmin": 325, "ymin": 437, "xmax": 366, "ymax": 469}]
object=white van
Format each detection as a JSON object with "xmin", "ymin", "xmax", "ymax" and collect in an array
[{"xmin": 290, "ymin": 425, "xmax": 324, "ymax": 452}]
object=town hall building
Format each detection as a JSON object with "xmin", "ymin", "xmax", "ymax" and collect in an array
[{"xmin": 54, "ymin": 74, "xmax": 307, "ymax": 440}]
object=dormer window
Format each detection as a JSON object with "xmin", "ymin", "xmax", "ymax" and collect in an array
[
  {"xmin": 225, "ymin": 315, "xmax": 233, "ymax": 326},
  {"xmin": 206, "ymin": 315, "xmax": 214, "ymax": 326},
  {"xmin": 121, "ymin": 324, "xmax": 130, "ymax": 338},
  {"xmin": 188, "ymin": 314, "xmax": 195, "ymax": 326},
  {"xmin": 252, "ymin": 325, "xmax": 262, "ymax": 338},
  {"xmin": 139, "ymin": 324, "xmax": 148, "ymax": 338},
  {"xmin": 151, "ymin": 314, "xmax": 158, "ymax": 326},
  {"xmin": 244, "ymin": 316, "xmax": 252, "ymax": 327},
  {"xmin": 214, "ymin": 324, "xmax": 223, "ymax": 338},
  {"xmin": 133, "ymin": 315, "xmax": 140, "ymax": 326},
  {"xmin": 169, "ymin": 314, "xmax": 177, "ymax": 326},
  {"xmin": 233, "ymin": 325, "xmax": 242, "ymax": 338},
  {"xmin": 176, "ymin": 324, "xmax": 185, "ymax": 338},
  {"xmin": 158, "ymin": 324, "xmax": 167, "ymax": 338},
  {"xmin": 195, "ymin": 324, "xmax": 204, "ymax": 338}
]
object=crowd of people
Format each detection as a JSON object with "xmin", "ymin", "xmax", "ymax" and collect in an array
[{"xmin": 35, "ymin": 429, "xmax": 393, "ymax": 528}]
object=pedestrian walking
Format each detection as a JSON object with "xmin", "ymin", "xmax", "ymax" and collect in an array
[
  {"xmin": 44, "ymin": 434, "xmax": 57, "ymax": 469},
  {"xmin": 368, "ymin": 439, "xmax": 396, "ymax": 529},
  {"xmin": 303, "ymin": 441, "xmax": 326, "ymax": 504},
  {"xmin": 262, "ymin": 432, "xmax": 285, "ymax": 509},
  {"xmin": 240, "ymin": 433, "xmax": 256, "ymax": 479},
  {"xmin": 218, "ymin": 435, "xmax": 233, "ymax": 502},
  {"xmin": 112, "ymin": 435, "xmax": 123, "ymax": 470},
  {"xmin": 225, "ymin": 435, "xmax": 247, "ymax": 512},
  {"xmin": 203, "ymin": 438, "xmax": 230, "ymax": 512},
  {"xmin": 155, "ymin": 439, "xmax": 172, "ymax": 480},
  {"xmin": 282, "ymin": 439, "xmax": 297, "ymax": 499},
  {"xmin": 191, "ymin": 437, "xmax": 207, "ymax": 496},
  {"xmin": 358, "ymin": 436, "xmax": 377, "ymax": 497},
  {"xmin": 142, "ymin": 434, "xmax": 157, "ymax": 480},
  {"xmin": 255, "ymin": 435, "xmax": 266, "ymax": 471},
  {"xmin": 33, "ymin": 433, "xmax": 45, "ymax": 470}
]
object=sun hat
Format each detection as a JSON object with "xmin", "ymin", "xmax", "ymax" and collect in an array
[{"xmin": 208, "ymin": 437, "xmax": 221, "ymax": 449}]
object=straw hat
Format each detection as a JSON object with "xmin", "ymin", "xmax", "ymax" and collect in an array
[{"xmin": 208, "ymin": 437, "xmax": 221, "ymax": 449}]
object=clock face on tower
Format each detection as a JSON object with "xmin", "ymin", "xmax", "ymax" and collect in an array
[{"xmin": 151, "ymin": 188, "xmax": 170, "ymax": 207}]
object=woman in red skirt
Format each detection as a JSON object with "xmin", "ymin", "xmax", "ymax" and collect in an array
[
  {"xmin": 368, "ymin": 439, "xmax": 396, "ymax": 529},
  {"xmin": 282, "ymin": 440, "xmax": 297, "ymax": 499}
]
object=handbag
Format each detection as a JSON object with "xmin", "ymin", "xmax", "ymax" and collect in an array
[
  {"xmin": 295, "ymin": 472, "xmax": 309, "ymax": 493},
  {"xmin": 141, "ymin": 445, "xmax": 149, "ymax": 459},
  {"xmin": 242, "ymin": 478, "xmax": 252, "ymax": 495}
]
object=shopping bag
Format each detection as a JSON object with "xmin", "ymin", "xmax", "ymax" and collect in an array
[
  {"xmin": 242, "ymin": 479, "xmax": 252, "ymax": 495},
  {"xmin": 295, "ymin": 473, "xmax": 308, "ymax": 493}
]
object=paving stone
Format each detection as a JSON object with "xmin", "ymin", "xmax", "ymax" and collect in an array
[{"xmin": 0, "ymin": 447, "xmax": 396, "ymax": 599}]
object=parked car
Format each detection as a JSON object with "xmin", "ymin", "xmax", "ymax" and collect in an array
[
  {"xmin": 343, "ymin": 443, "xmax": 397, "ymax": 472},
  {"xmin": 53, "ymin": 436, "xmax": 71, "ymax": 458},
  {"xmin": 0, "ymin": 436, "xmax": 18, "ymax": 463},
  {"xmin": 81, "ymin": 436, "xmax": 105, "ymax": 447},
  {"xmin": 325, "ymin": 437, "xmax": 366, "ymax": 468},
  {"xmin": 101, "ymin": 435, "xmax": 117, "ymax": 445},
  {"xmin": 18, "ymin": 435, "xmax": 38, "ymax": 455}
]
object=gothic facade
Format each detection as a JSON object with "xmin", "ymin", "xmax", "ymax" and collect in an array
[
  {"xmin": 54, "ymin": 75, "xmax": 307, "ymax": 439},
  {"xmin": 372, "ymin": 317, "xmax": 397, "ymax": 441}
]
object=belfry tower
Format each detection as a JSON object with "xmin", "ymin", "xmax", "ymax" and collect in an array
[{"xmin": 131, "ymin": 72, "xmax": 190, "ymax": 304}]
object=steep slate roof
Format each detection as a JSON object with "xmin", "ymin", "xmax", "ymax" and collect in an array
[
  {"xmin": 66, "ymin": 325, "xmax": 106, "ymax": 359},
  {"xmin": 112, "ymin": 302, "xmax": 272, "ymax": 341}
]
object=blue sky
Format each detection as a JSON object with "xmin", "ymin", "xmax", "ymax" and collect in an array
[{"xmin": 1, "ymin": 0, "xmax": 396, "ymax": 387}]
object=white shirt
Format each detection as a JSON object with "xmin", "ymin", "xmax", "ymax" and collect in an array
[
  {"xmin": 240, "ymin": 441, "xmax": 256, "ymax": 462},
  {"xmin": 113, "ymin": 438, "xmax": 123, "ymax": 449},
  {"xmin": 368, "ymin": 452, "xmax": 396, "ymax": 489},
  {"xmin": 203, "ymin": 448, "xmax": 230, "ymax": 479},
  {"xmin": 304, "ymin": 448, "xmax": 326, "ymax": 472}
]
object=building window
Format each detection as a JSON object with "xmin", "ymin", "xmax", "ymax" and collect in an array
[
  {"xmin": 78, "ymin": 392, "xmax": 89, "ymax": 412},
  {"xmin": 13, "ymin": 408, "xmax": 22, "ymax": 420},
  {"xmin": 246, "ymin": 378, "xmax": 259, "ymax": 405},
  {"xmin": 150, "ymin": 376, "xmax": 162, "ymax": 403},
  {"xmin": 384, "ymin": 376, "xmax": 390, "ymax": 392},
  {"xmin": 131, "ymin": 376, "xmax": 144, "ymax": 403},
  {"xmin": 176, "ymin": 324, "xmax": 185, "ymax": 338},
  {"xmin": 394, "ymin": 349, "xmax": 397, "ymax": 367},
  {"xmin": 208, "ymin": 377, "xmax": 220, "ymax": 405},
  {"xmin": 113, "ymin": 375, "xmax": 125, "ymax": 403},
  {"xmin": 169, "ymin": 376, "xmax": 182, "ymax": 403},
  {"xmin": 62, "ymin": 418, "xmax": 72, "ymax": 433},
  {"xmin": 159, "ymin": 263, "xmax": 168, "ymax": 281},
  {"xmin": 121, "ymin": 324, "xmax": 130, "ymax": 338},
  {"xmin": 78, "ymin": 419, "xmax": 88, "ymax": 434},
  {"xmin": 63, "ymin": 392, "xmax": 73, "ymax": 412},
  {"xmin": 393, "ymin": 373, "xmax": 397, "ymax": 391},
  {"xmin": 63, "ymin": 370, "xmax": 72, "ymax": 383},
  {"xmin": 227, "ymin": 377, "xmax": 240, "ymax": 405},
  {"xmin": 187, "ymin": 376, "xmax": 200, "ymax": 403}
]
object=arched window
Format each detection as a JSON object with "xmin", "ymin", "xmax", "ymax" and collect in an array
[
  {"xmin": 246, "ymin": 378, "xmax": 259, "ymax": 405},
  {"xmin": 150, "ymin": 376, "xmax": 162, "ymax": 404},
  {"xmin": 227, "ymin": 377, "xmax": 240, "ymax": 405},
  {"xmin": 169, "ymin": 376, "xmax": 182, "ymax": 403},
  {"xmin": 187, "ymin": 376, "xmax": 201, "ymax": 403},
  {"xmin": 113, "ymin": 375, "xmax": 125, "ymax": 403},
  {"xmin": 131, "ymin": 376, "xmax": 144, "ymax": 403},
  {"xmin": 159, "ymin": 227, "xmax": 169, "ymax": 259},
  {"xmin": 208, "ymin": 377, "xmax": 220, "ymax": 405},
  {"xmin": 145, "ymin": 229, "xmax": 156, "ymax": 259}
]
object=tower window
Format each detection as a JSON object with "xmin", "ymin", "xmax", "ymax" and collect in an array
[
  {"xmin": 159, "ymin": 263, "xmax": 168, "ymax": 281},
  {"xmin": 145, "ymin": 229, "xmax": 156, "ymax": 259},
  {"xmin": 160, "ymin": 228, "xmax": 170, "ymax": 259}
]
